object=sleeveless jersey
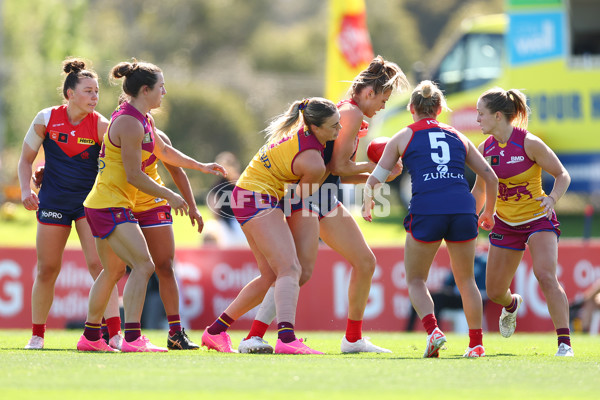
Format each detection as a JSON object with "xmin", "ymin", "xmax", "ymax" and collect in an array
[
  {"xmin": 132, "ymin": 126, "xmax": 168, "ymax": 212},
  {"xmin": 132, "ymin": 156, "xmax": 168, "ymax": 212},
  {"xmin": 236, "ymin": 128, "xmax": 324, "ymax": 198},
  {"xmin": 38, "ymin": 105, "xmax": 101, "ymax": 211},
  {"xmin": 323, "ymin": 98, "xmax": 361, "ymax": 186},
  {"xmin": 84, "ymin": 102, "xmax": 155, "ymax": 210},
  {"xmin": 483, "ymin": 127, "xmax": 545, "ymax": 224},
  {"xmin": 402, "ymin": 118, "xmax": 475, "ymax": 215}
]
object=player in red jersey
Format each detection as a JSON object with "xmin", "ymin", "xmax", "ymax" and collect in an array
[
  {"xmin": 473, "ymin": 87, "xmax": 573, "ymax": 356},
  {"xmin": 17, "ymin": 58, "xmax": 122, "ymax": 350}
]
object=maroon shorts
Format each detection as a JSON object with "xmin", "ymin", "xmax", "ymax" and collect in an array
[
  {"xmin": 84, "ymin": 207, "xmax": 138, "ymax": 239},
  {"xmin": 230, "ymin": 186, "xmax": 282, "ymax": 226},
  {"xmin": 133, "ymin": 205, "xmax": 173, "ymax": 228},
  {"xmin": 489, "ymin": 213, "xmax": 560, "ymax": 251}
]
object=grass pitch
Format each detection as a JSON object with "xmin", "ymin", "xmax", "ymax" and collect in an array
[{"xmin": 0, "ymin": 330, "xmax": 598, "ymax": 400}]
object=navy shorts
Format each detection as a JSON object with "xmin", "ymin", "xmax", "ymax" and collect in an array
[
  {"xmin": 37, "ymin": 206, "xmax": 86, "ymax": 227},
  {"xmin": 403, "ymin": 213, "xmax": 478, "ymax": 243}
]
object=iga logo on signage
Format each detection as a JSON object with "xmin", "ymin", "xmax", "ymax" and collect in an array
[{"xmin": 0, "ymin": 260, "xmax": 23, "ymax": 317}]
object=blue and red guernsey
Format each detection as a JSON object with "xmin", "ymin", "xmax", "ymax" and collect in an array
[
  {"xmin": 402, "ymin": 118, "xmax": 475, "ymax": 215},
  {"xmin": 483, "ymin": 127, "xmax": 545, "ymax": 225},
  {"xmin": 39, "ymin": 105, "xmax": 101, "ymax": 211}
]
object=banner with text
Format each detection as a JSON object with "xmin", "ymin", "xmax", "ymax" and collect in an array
[{"xmin": 1, "ymin": 243, "xmax": 599, "ymax": 331}]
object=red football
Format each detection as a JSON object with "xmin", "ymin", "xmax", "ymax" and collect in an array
[{"xmin": 367, "ymin": 137, "xmax": 390, "ymax": 163}]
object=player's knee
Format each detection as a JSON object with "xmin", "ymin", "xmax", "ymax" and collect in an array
[
  {"xmin": 534, "ymin": 270, "xmax": 559, "ymax": 291},
  {"xmin": 154, "ymin": 258, "xmax": 175, "ymax": 279},
  {"xmin": 353, "ymin": 251, "xmax": 376, "ymax": 277},
  {"xmin": 299, "ymin": 268, "xmax": 313, "ymax": 286},
  {"xmin": 86, "ymin": 259, "xmax": 103, "ymax": 278},
  {"xmin": 35, "ymin": 263, "xmax": 61, "ymax": 282},
  {"xmin": 130, "ymin": 257, "xmax": 155, "ymax": 279},
  {"xmin": 486, "ymin": 287, "xmax": 506, "ymax": 304},
  {"xmin": 281, "ymin": 260, "xmax": 301, "ymax": 281},
  {"xmin": 104, "ymin": 266, "xmax": 125, "ymax": 283}
]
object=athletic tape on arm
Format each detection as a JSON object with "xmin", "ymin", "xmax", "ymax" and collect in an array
[
  {"xmin": 23, "ymin": 109, "xmax": 51, "ymax": 151},
  {"xmin": 371, "ymin": 164, "xmax": 391, "ymax": 183}
]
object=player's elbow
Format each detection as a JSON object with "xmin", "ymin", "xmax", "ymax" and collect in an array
[
  {"xmin": 125, "ymin": 170, "xmax": 142, "ymax": 187},
  {"xmin": 562, "ymin": 170, "xmax": 571, "ymax": 188},
  {"xmin": 329, "ymin": 161, "xmax": 348, "ymax": 176},
  {"xmin": 484, "ymin": 171, "xmax": 499, "ymax": 187}
]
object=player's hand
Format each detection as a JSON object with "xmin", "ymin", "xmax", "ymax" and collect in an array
[
  {"xmin": 387, "ymin": 160, "xmax": 403, "ymax": 181},
  {"xmin": 361, "ymin": 186, "xmax": 375, "ymax": 222},
  {"xmin": 478, "ymin": 210, "xmax": 494, "ymax": 231},
  {"xmin": 200, "ymin": 162, "xmax": 227, "ymax": 177},
  {"xmin": 358, "ymin": 120, "xmax": 369, "ymax": 138},
  {"xmin": 536, "ymin": 195, "xmax": 555, "ymax": 219},
  {"xmin": 362, "ymin": 198, "xmax": 374, "ymax": 222},
  {"xmin": 188, "ymin": 207, "xmax": 204, "ymax": 233},
  {"xmin": 22, "ymin": 191, "xmax": 39, "ymax": 211},
  {"xmin": 167, "ymin": 193, "xmax": 189, "ymax": 216},
  {"xmin": 32, "ymin": 166, "xmax": 44, "ymax": 189}
]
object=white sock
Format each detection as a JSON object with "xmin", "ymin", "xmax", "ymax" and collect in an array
[{"xmin": 255, "ymin": 286, "xmax": 277, "ymax": 325}]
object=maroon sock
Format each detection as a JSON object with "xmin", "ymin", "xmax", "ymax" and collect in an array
[
  {"xmin": 32, "ymin": 323, "xmax": 46, "ymax": 339},
  {"xmin": 83, "ymin": 322, "xmax": 102, "ymax": 341},
  {"xmin": 505, "ymin": 295, "xmax": 519, "ymax": 313},
  {"xmin": 345, "ymin": 319, "xmax": 363, "ymax": 343},
  {"xmin": 207, "ymin": 313, "xmax": 234, "ymax": 335},
  {"xmin": 168, "ymin": 314, "xmax": 182, "ymax": 336},
  {"xmin": 421, "ymin": 314, "xmax": 438, "ymax": 335},
  {"xmin": 124, "ymin": 322, "xmax": 141, "ymax": 342},
  {"xmin": 246, "ymin": 320, "xmax": 270, "ymax": 340},
  {"xmin": 557, "ymin": 328, "xmax": 571, "ymax": 347},
  {"xmin": 277, "ymin": 322, "xmax": 296, "ymax": 343},
  {"xmin": 469, "ymin": 329, "xmax": 483, "ymax": 348},
  {"xmin": 101, "ymin": 318, "xmax": 108, "ymax": 338},
  {"xmin": 106, "ymin": 316, "xmax": 121, "ymax": 338}
]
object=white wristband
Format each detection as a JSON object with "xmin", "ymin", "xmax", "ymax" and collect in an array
[{"xmin": 371, "ymin": 164, "xmax": 391, "ymax": 183}]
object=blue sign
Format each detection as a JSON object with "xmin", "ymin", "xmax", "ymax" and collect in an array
[
  {"xmin": 508, "ymin": 11, "xmax": 565, "ymax": 66},
  {"xmin": 543, "ymin": 153, "xmax": 600, "ymax": 194}
]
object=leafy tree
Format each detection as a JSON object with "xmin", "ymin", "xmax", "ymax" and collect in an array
[{"xmin": 1, "ymin": 0, "xmax": 92, "ymax": 146}]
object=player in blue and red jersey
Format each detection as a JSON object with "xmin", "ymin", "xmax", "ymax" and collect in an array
[
  {"xmin": 472, "ymin": 87, "xmax": 573, "ymax": 357},
  {"xmin": 17, "ymin": 58, "xmax": 122, "ymax": 350},
  {"xmin": 363, "ymin": 80, "xmax": 498, "ymax": 358}
]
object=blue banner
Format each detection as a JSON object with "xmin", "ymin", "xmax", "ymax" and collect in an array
[
  {"xmin": 543, "ymin": 153, "xmax": 600, "ymax": 194},
  {"xmin": 508, "ymin": 11, "xmax": 565, "ymax": 66}
]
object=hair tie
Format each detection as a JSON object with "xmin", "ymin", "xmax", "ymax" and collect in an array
[{"xmin": 298, "ymin": 98, "xmax": 309, "ymax": 112}]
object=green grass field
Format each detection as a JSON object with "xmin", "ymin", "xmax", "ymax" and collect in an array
[{"xmin": 0, "ymin": 330, "xmax": 598, "ymax": 400}]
